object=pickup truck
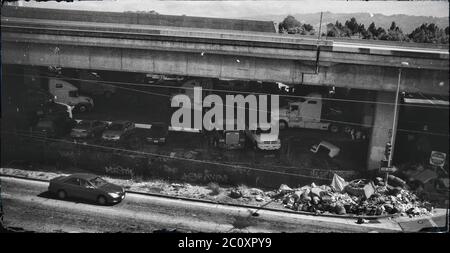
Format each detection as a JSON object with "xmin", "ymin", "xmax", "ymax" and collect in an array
[{"xmin": 245, "ymin": 122, "xmax": 281, "ymax": 150}]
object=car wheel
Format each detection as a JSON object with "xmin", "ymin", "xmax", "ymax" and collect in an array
[
  {"xmin": 329, "ymin": 124, "xmax": 340, "ymax": 133},
  {"xmin": 279, "ymin": 120, "xmax": 288, "ymax": 130},
  {"xmin": 78, "ymin": 104, "xmax": 88, "ymax": 113},
  {"xmin": 97, "ymin": 195, "xmax": 107, "ymax": 205},
  {"xmin": 57, "ymin": 190, "xmax": 67, "ymax": 200}
]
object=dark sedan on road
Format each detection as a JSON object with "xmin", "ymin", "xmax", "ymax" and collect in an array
[
  {"xmin": 48, "ymin": 173, "xmax": 126, "ymax": 205},
  {"xmin": 70, "ymin": 120, "xmax": 108, "ymax": 139}
]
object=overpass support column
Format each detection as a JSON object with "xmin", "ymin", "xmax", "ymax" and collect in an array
[{"xmin": 367, "ymin": 91, "xmax": 399, "ymax": 170}]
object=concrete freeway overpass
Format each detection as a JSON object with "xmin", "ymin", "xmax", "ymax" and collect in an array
[
  {"xmin": 1, "ymin": 6, "xmax": 448, "ymax": 95},
  {"xmin": 1, "ymin": 6, "xmax": 449, "ymax": 170}
]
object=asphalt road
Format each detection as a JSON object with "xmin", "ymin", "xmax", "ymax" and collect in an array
[
  {"xmin": 74, "ymin": 89, "xmax": 367, "ymax": 171},
  {"xmin": 1, "ymin": 176, "xmax": 403, "ymax": 233}
]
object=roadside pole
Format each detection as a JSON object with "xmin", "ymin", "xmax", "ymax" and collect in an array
[
  {"xmin": 317, "ymin": 12, "xmax": 323, "ymax": 41},
  {"xmin": 386, "ymin": 62, "xmax": 408, "ymax": 187}
]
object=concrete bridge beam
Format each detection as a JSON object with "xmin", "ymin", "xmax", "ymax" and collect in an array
[{"xmin": 3, "ymin": 41, "xmax": 448, "ymax": 95}]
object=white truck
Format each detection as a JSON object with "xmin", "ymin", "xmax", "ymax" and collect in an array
[
  {"xmin": 278, "ymin": 93, "xmax": 342, "ymax": 133},
  {"xmin": 245, "ymin": 122, "xmax": 281, "ymax": 150},
  {"xmin": 48, "ymin": 78, "xmax": 94, "ymax": 113}
]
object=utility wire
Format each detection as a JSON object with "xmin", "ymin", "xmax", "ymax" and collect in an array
[
  {"xmin": 2, "ymin": 130, "xmax": 333, "ymax": 181},
  {"xmin": 4, "ymin": 72, "xmax": 449, "ymax": 110},
  {"xmin": 3, "ymin": 72, "xmax": 449, "ymax": 137}
]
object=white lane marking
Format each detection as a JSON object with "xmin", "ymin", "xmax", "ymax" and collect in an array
[
  {"xmin": 427, "ymin": 217, "xmax": 439, "ymax": 228},
  {"xmin": 334, "ymin": 43, "xmax": 449, "ymax": 55}
]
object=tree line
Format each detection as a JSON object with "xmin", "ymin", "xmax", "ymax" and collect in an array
[{"xmin": 278, "ymin": 15, "xmax": 449, "ymax": 44}]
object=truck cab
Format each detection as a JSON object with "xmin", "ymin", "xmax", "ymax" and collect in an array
[
  {"xmin": 278, "ymin": 93, "xmax": 339, "ymax": 132},
  {"xmin": 245, "ymin": 122, "xmax": 281, "ymax": 150},
  {"xmin": 48, "ymin": 78, "xmax": 94, "ymax": 113}
]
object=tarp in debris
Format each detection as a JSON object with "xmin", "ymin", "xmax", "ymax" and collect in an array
[{"xmin": 331, "ymin": 174, "xmax": 347, "ymax": 192}]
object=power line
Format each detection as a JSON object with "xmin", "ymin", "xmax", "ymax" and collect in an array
[
  {"xmin": 3, "ymin": 71, "xmax": 449, "ymax": 110},
  {"xmin": 3, "ymin": 72, "xmax": 449, "ymax": 137},
  {"xmin": 2, "ymin": 130, "xmax": 333, "ymax": 181}
]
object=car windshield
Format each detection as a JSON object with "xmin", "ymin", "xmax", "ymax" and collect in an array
[
  {"xmin": 150, "ymin": 125, "xmax": 166, "ymax": 135},
  {"xmin": 68, "ymin": 90, "xmax": 79, "ymax": 97},
  {"xmin": 108, "ymin": 123, "xmax": 124, "ymax": 131},
  {"xmin": 89, "ymin": 177, "xmax": 107, "ymax": 187},
  {"xmin": 256, "ymin": 127, "xmax": 271, "ymax": 134}
]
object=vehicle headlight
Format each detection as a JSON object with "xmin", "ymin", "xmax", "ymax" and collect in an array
[{"xmin": 109, "ymin": 193, "xmax": 120, "ymax": 198}]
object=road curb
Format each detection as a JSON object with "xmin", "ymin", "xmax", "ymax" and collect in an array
[{"xmin": 0, "ymin": 173, "xmax": 398, "ymax": 220}]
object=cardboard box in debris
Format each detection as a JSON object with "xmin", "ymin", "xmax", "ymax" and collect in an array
[{"xmin": 275, "ymin": 174, "xmax": 435, "ymax": 217}]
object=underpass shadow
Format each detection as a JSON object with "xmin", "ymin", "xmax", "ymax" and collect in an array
[{"xmin": 37, "ymin": 191, "xmax": 121, "ymax": 206}]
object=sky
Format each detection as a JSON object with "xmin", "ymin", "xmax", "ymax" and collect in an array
[{"xmin": 19, "ymin": 0, "xmax": 450, "ymax": 19}]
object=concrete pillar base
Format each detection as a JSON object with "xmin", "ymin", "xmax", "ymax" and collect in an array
[{"xmin": 367, "ymin": 91, "xmax": 399, "ymax": 170}]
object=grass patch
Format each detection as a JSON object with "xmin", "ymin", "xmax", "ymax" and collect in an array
[{"xmin": 207, "ymin": 182, "xmax": 221, "ymax": 196}]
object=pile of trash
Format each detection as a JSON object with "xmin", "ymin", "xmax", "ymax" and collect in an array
[{"xmin": 276, "ymin": 174, "xmax": 433, "ymax": 217}]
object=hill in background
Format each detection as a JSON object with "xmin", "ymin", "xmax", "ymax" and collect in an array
[{"xmin": 244, "ymin": 12, "xmax": 449, "ymax": 33}]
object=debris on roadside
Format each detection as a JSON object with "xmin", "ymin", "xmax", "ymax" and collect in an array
[
  {"xmin": 273, "ymin": 174, "xmax": 434, "ymax": 217},
  {"xmin": 279, "ymin": 184, "xmax": 293, "ymax": 193},
  {"xmin": 356, "ymin": 218, "xmax": 369, "ymax": 224},
  {"xmin": 331, "ymin": 174, "xmax": 347, "ymax": 192},
  {"xmin": 0, "ymin": 167, "xmax": 436, "ymax": 219},
  {"xmin": 229, "ymin": 188, "xmax": 243, "ymax": 199}
]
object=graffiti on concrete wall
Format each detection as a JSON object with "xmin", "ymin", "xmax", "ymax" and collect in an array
[
  {"xmin": 105, "ymin": 165, "xmax": 134, "ymax": 178},
  {"xmin": 181, "ymin": 169, "xmax": 229, "ymax": 184}
]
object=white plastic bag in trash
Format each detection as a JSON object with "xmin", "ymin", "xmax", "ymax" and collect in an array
[{"xmin": 331, "ymin": 174, "xmax": 348, "ymax": 192}]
